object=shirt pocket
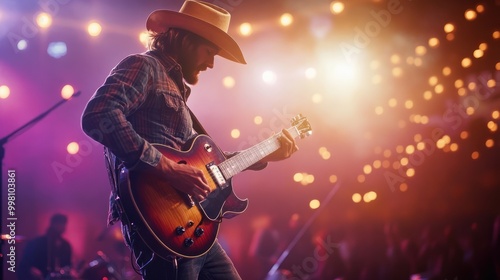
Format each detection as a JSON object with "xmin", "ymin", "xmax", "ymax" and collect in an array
[{"xmin": 155, "ymin": 89, "xmax": 184, "ymax": 112}]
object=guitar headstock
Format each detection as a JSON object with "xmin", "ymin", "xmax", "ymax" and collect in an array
[{"xmin": 291, "ymin": 114, "xmax": 312, "ymax": 139}]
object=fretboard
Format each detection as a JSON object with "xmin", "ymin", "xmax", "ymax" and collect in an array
[{"xmin": 219, "ymin": 126, "xmax": 300, "ymax": 180}]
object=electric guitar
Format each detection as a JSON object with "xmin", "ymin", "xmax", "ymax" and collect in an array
[{"xmin": 117, "ymin": 115, "xmax": 312, "ymax": 258}]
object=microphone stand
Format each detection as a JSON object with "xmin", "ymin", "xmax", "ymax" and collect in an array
[
  {"xmin": 266, "ymin": 182, "xmax": 341, "ymax": 279},
  {"xmin": 0, "ymin": 91, "xmax": 81, "ymax": 280}
]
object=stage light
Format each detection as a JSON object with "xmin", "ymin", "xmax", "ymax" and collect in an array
[
  {"xmin": 428, "ymin": 37, "xmax": 439, "ymax": 48},
  {"xmin": 423, "ymin": 90, "xmax": 432, "ymax": 100},
  {"xmin": 293, "ymin": 173, "xmax": 304, "ymax": 182},
  {"xmin": 405, "ymin": 100, "xmax": 414, "ymax": 109},
  {"xmin": 375, "ymin": 106, "xmax": 384, "ymax": 115},
  {"xmin": 352, "ymin": 193, "xmax": 362, "ymax": 203},
  {"xmin": 309, "ymin": 199, "xmax": 320, "ymax": 210},
  {"xmin": 399, "ymin": 183, "xmax": 408, "ymax": 192},
  {"xmin": 446, "ymin": 33, "xmax": 455, "ymax": 41},
  {"xmin": 357, "ymin": 174, "xmax": 365, "ymax": 183},
  {"xmin": 230, "ymin": 129, "xmax": 240, "ymax": 138},
  {"xmin": 61, "ymin": 85, "xmax": 74, "ymax": 99},
  {"xmin": 415, "ymin": 45, "xmax": 427, "ymax": 56},
  {"xmin": 405, "ymin": 145, "xmax": 415, "ymax": 155},
  {"xmin": 466, "ymin": 107, "xmax": 475, "ymax": 116},
  {"xmin": 478, "ymin": 43, "xmax": 488, "ymax": 51},
  {"xmin": 392, "ymin": 67, "xmax": 403, "ymax": 77},
  {"xmin": 428, "ymin": 76, "xmax": 438, "ymax": 86},
  {"xmin": 262, "ymin": 70, "xmax": 277, "ymax": 85},
  {"xmin": 312, "ymin": 93, "xmax": 323, "ymax": 103},
  {"xmin": 471, "ymin": 151, "xmax": 479, "ymax": 160},
  {"xmin": 36, "ymin": 12, "xmax": 52, "ymax": 29},
  {"xmin": 476, "ymin": 4, "xmax": 485, "ymax": 13},
  {"xmin": 0, "ymin": 85, "xmax": 10, "ymax": 99},
  {"xmin": 434, "ymin": 84, "xmax": 444, "ymax": 94},
  {"xmin": 406, "ymin": 168, "xmax": 415, "ymax": 177},
  {"xmin": 17, "ymin": 40, "xmax": 28, "ymax": 51},
  {"xmin": 222, "ymin": 76, "xmax": 235, "ymax": 88},
  {"xmin": 330, "ymin": 1, "xmax": 345, "ymax": 15},
  {"xmin": 460, "ymin": 131, "xmax": 469, "ymax": 139},
  {"xmin": 139, "ymin": 31, "xmax": 150, "ymax": 48},
  {"xmin": 47, "ymin": 42, "xmax": 67, "ymax": 59},
  {"xmin": 450, "ymin": 143, "xmax": 458, "ymax": 152},
  {"xmin": 461, "ymin": 58, "xmax": 472, "ymax": 68},
  {"xmin": 464, "ymin": 9, "xmax": 477, "ymax": 21},
  {"xmin": 329, "ymin": 175, "xmax": 338, "ymax": 183},
  {"xmin": 492, "ymin": 111, "xmax": 499, "ymax": 119},
  {"xmin": 493, "ymin": 31, "xmax": 500, "ymax": 39},
  {"xmin": 454, "ymin": 79, "xmax": 464, "ymax": 88},
  {"xmin": 488, "ymin": 79, "xmax": 497, "ymax": 88},
  {"xmin": 304, "ymin": 67, "xmax": 316, "ymax": 79},
  {"xmin": 390, "ymin": 54, "xmax": 401, "ymax": 64},
  {"xmin": 87, "ymin": 22, "xmax": 102, "ymax": 37},
  {"xmin": 457, "ymin": 88, "xmax": 466, "ymax": 96},
  {"xmin": 473, "ymin": 49, "xmax": 484, "ymax": 58},
  {"xmin": 388, "ymin": 98, "xmax": 397, "ymax": 108},
  {"xmin": 497, "ymin": 62, "xmax": 500, "ymax": 71},
  {"xmin": 416, "ymin": 142, "xmax": 426, "ymax": 151},
  {"xmin": 253, "ymin": 116, "xmax": 263, "ymax": 125},
  {"xmin": 319, "ymin": 147, "xmax": 331, "ymax": 160},
  {"xmin": 487, "ymin": 121, "xmax": 498, "ymax": 132},
  {"xmin": 444, "ymin": 23, "xmax": 455, "ymax": 33},
  {"xmin": 280, "ymin": 13, "xmax": 293, "ymax": 27},
  {"xmin": 67, "ymin": 142, "xmax": 79, "ymax": 155},
  {"xmin": 238, "ymin": 22, "xmax": 252, "ymax": 36},
  {"xmin": 363, "ymin": 164, "xmax": 372, "ymax": 175},
  {"xmin": 363, "ymin": 191, "xmax": 376, "ymax": 203},
  {"xmin": 442, "ymin": 67, "xmax": 451, "ymax": 76}
]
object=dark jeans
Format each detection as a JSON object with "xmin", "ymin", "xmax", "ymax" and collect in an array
[{"xmin": 122, "ymin": 223, "xmax": 242, "ymax": 280}]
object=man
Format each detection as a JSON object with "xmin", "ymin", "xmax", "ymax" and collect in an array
[
  {"xmin": 81, "ymin": 1, "xmax": 298, "ymax": 279},
  {"xmin": 18, "ymin": 214, "xmax": 72, "ymax": 280}
]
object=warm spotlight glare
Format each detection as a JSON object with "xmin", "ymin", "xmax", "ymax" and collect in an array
[
  {"xmin": 428, "ymin": 37, "xmax": 440, "ymax": 48},
  {"xmin": 293, "ymin": 173, "xmax": 304, "ymax": 182},
  {"xmin": 309, "ymin": 199, "xmax": 320, "ymax": 210},
  {"xmin": 479, "ymin": 43, "xmax": 488, "ymax": 51},
  {"xmin": 461, "ymin": 58, "xmax": 472, "ymax": 68},
  {"xmin": 222, "ymin": 76, "xmax": 236, "ymax": 89},
  {"xmin": 17, "ymin": 40, "xmax": 28, "ymax": 51},
  {"xmin": 400, "ymin": 183, "xmax": 408, "ymax": 192},
  {"xmin": 363, "ymin": 191, "xmax": 376, "ymax": 203},
  {"xmin": 423, "ymin": 90, "xmax": 432, "ymax": 100},
  {"xmin": 67, "ymin": 142, "xmax": 79, "ymax": 154},
  {"xmin": 373, "ymin": 160, "xmax": 381, "ymax": 169},
  {"xmin": 262, "ymin": 70, "xmax": 277, "ymax": 85},
  {"xmin": 375, "ymin": 106, "xmax": 384, "ymax": 115},
  {"xmin": 487, "ymin": 79, "xmax": 496, "ymax": 88},
  {"xmin": 363, "ymin": 164, "xmax": 372, "ymax": 175},
  {"xmin": 319, "ymin": 147, "xmax": 331, "ymax": 160},
  {"xmin": 471, "ymin": 151, "xmax": 479, "ymax": 160},
  {"xmin": 230, "ymin": 129, "xmax": 240, "ymax": 138},
  {"xmin": 466, "ymin": 107, "xmax": 475, "ymax": 116},
  {"xmin": 388, "ymin": 98, "xmax": 397, "ymax": 107},
  {"xmin": 139, "ymin": 32, "xmax": 150, "ymax": 48},
  {"xmin": 36, "ymin": 12, "xmax": 52, "ymax": 29},
  {"xmin": 415, "ymin": 46, "xmax": 427, "ymax": 56},
  {"xmin": 455, "ymin": 79, "xmax": 464, "ymax": 88},
  {"xmin": 405, "ymin": 145, "xmax": 415, "ymax": 154},
  {"xmin": 473, "ymin": 49, "xmax": 484, "ymax": 58},
  {"xmin": 493, "ymin": 31, "xmax": 500, "ymax": 39},
  {"xmin": 239, "ymin": 22, "xmax": 252, "ymax": 36},
  {"xmin": 390, "ymin": 54, "xmax": 401, "ymax": 64},
  {"xmin": 0, "ymin": 85, "xmax": 10, "ymax": 99},
  {"xmin": 330, "ymin": 1, "xmax": 345, "ymax": 15},
  {"xmin": 450, "ymin": 143, "xmax": 458, "ymax": 152},
  {"xmin": 492, "ymin": 111, "xmax": 499, "ymax": 119},
  {"xmin": 464, "ymin": 9, "xmax": 477, "ymax": 21},
  {"xmin": 434, "ymin": 84, "xmax": 444, "ymax": 94},
  {"xmin": 404, "ymin": 100, "xmax": 414, "ymax": 109},
  {"xmin": 444, "ymin": 23, "xmax": 455, "ymax": 33},
  {"xmin": 254, "ymin": 116, "xmax": 263, "ymax": 125},
  {"xmin": 305, "ymin": 67, "xmax": 317, "ymax": 79},
  {"xmin": 280, "ymin": 13, "xmax": 293, "ymax": 26},
  {"xmin": 312, "ymin": 93, "xmax": 323, "ymax": 103},
  {"xmin": 442, "ymin": 67, "xmax": 452, "ymax": 76},
  {"xmin": 476, "ymin": 4, "xmax": 485, "ymax": 13},
  {"xmin": 428, "ymin": 76, "xmax": 438, "ymax": 86},
  {"xmin": 352, "ymin": 193, "xmax": 362, "ymax": 203},
  {"xmin": 485, "ymin": 139, "xmax": 494, "ymax": 148},
  {"xmin": 487, "ymin": 121, "xmax": 498, "ymax": 132},
  {"xmin": 460, "ymin": 131, "xmax": 469, "ymax": 139},
  {"xmin": 61, "ymin": 85, "xmax": 75, "ymax": 99},
  {"xmin": 446, "ymin": 33, "xmax": 455, "ymax": 41},
  {"xmin": 392, "ymin": 67, "xmax": 403, "ymax": 77},
  {"xmin": 357, "ymin": 174, "xmax": 365, "ymax": 183},
  {"xmin": 329, "ymin": 175, "xmax": 338, "ymax": 183},
  {"xmin": 88, "ymin": 22, "xmax": 102, "ymax": 37},
  {"xmin": 406, "ymin": 168, "xmax": 415, "ymax": 177}
]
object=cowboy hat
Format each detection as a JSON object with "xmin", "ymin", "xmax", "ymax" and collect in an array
[{"xmin": 146, "ymin": 0, "xmax": 246, "ymax": 64}]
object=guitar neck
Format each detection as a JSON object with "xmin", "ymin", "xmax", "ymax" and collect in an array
[{"xmin": 219, "ymin": 126, "xmax": 300, "ymax": 180}]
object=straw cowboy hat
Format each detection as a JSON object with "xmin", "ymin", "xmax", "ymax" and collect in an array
[{"xmin": 146, "ymin": 0, "xmax": 246, "ymax": 64}]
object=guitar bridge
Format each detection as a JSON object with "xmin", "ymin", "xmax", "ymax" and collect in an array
[{"xmin": 207, "ymin": 162, "xmax": 226, "ymax": 187}]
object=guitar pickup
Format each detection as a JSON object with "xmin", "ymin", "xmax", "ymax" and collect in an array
[{"xmin": 207, "ymin": 163, "xmax": 226, "ymax": 187}]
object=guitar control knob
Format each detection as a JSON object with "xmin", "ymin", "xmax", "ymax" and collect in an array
[
  {"xmin": 184, "ymin": 238, "xmax": 194, "ymax": 247},
  {"xmin": 175, "ymin": 226, "xmax": 186, "ymax": 235},
  {"xmin": 194, "ymin": 227, "xmax": 205, "ymax": 237},
  {"xmin": 187, "ymin": 220, "xmax": 194, "ymax": 227}
]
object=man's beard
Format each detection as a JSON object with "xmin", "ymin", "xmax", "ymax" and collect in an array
[{"xmin": 179, "ymin": 49, "xmax": 201, "ymax": 85}]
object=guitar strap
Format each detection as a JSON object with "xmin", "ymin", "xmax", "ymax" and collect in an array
[{"xmin": 188, "ymin": 107, "xmax": 210, "ymax": 136}]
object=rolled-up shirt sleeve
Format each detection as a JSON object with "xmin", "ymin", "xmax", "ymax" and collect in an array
[{"xmin": 81, "ymin": 55, "xmax": 162, "ymax": 168}]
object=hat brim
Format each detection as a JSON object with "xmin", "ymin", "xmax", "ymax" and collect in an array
[{"xmin": 147, "ymin": 10, "xmax": 246, "ymax": 64}]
